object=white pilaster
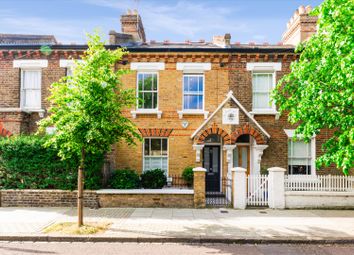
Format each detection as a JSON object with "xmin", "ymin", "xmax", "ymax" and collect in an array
[
  {"xmin": 192, "ymin": 144, "xmax": 205, "ymax": 163},
  {"xmin": 268, "ymin": 167, "xmax": 286, "ymax": 209},
  {"xmin": 232, "ymin": 167, "xmax": 247, "ymax": 209},
  {"xmin": 252, "ymin": 145, "xmax": 268, "ymax": 175},
  {"xmin": 223, "ymin": 144, "xmax": 236, "ymax": 176}
]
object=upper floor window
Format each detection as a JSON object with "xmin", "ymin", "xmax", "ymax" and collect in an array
[
  {"xmin": 137, "ymin": 72, "xmax": 158, "ymax": 109},
  {"xmin": 143, "ymin": 138, "xmax": 168, "ymax": 174},
  {"xmin": 21, "ymin": 69, "xmax": 41, "ymax": 110},
  {"xmin": 252, "ymin": 73, "xmax": 275, "ymax": 111},
  {"xmin": 183, "ymin": 74, "xmax": 204, "ymax": 110}
]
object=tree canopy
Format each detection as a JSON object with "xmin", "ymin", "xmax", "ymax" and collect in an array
[
  {"xmin": 38, "ymin": 32, "xmax": 141, "ymax": 160},
  {"xmin": 273, "ymin": 0, "xmax": 354, "ymax": 174}
]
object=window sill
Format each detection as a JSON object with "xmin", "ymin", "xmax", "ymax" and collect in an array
[
  {"xmin": 131, "ymin": 109, "xmax": 162, "ymax": 119},
  {"xmin": 250, "ymin": 110, "xmax": 280, "ymax": 120},
  {"xmin": 0, "ymin": 108, "xmax": 45, "ymax": 115},
  {"xmin": 177, "ymin": 110, "xmax": 209, "ymax": 119}
]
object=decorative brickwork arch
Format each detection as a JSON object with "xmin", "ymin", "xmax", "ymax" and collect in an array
[
  {"xmin": 0, "ymin": 123, "xmax": 12, "ymax": 137},
  {"xmin": 197, "ymin": 123, "xmax": 231, "ymax": 144},
  {"xmin": 138, "ymin": 128, "xmax": 173, "ymax": 137},
  {"xmin": 231, "ymin": 124, "xmax": 266, "ymax": 144}
]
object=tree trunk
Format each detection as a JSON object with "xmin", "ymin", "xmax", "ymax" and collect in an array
[{"xmin": 77, "ymin": 147, "xmax": 85, "ymax": 227}]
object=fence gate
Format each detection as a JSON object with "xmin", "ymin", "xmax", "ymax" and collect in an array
[
  {"xmin": 247, "ymin": 174, "xmax": 268, "ymax": 207},
  {"xmin": 206, "ymin": 177, "xmax": 232, "ymax": 207}
]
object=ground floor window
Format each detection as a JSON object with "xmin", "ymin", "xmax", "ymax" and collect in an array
[
  {"xmin": 288, "ymin": 139, "xmax": 313, "ymax": 175},
  {"xmin": 143, "ymin": 138, "xmax": 168, "ymax": 174}
]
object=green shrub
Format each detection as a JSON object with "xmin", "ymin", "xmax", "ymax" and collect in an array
[
  {"xmin": 0, "ymin": 135, "xmax": 103, "ymax": 190},
  {"xmin": 182, "ymin": 166, "xmax": 194, "ymax": 186},
  {"xmin": 140, "ymin": 169, "xmax": 166, "ymax": 189},
  {"xmin": 109, "ymin": 169, "xmax": 140, "ymax": 189}
]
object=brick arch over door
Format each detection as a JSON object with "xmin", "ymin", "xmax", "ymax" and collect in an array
[
  {"xmin": 0, "ymin": 123, "xmax": 12, "ymax": 137},
  {"xmin": 196, "ymin": 123, "xmax": 231, "ymax": 144},
  {"xmin": 231, "ymin": 124, "xmax": 266, "ymax": 144}
]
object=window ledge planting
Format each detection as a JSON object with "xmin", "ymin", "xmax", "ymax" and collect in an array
[
  {"xmin": 131, "ymin": 109, "xmax": 162, "ymax": 119},
  {"xmin": 177, "ymin": 110, "xmax": 209, "ymax": 119}
]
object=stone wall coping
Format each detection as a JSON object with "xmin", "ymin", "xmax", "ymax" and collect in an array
[
  {"xmin": 285, "ymin": 191, "xmax": 354, "ymax": 196},
  {"xmin": 1, "ymin": 189, "xmax": 97, "ymax": 193},
  {"xmin": 96, "ymin": 189, "xmax": 194, "ymax": 195},
  {"xmin": 231, "ymin": 167, "xmax": 247, "ymax": 172},
  {"xmin": 268, "ymin": 167, "xmax": 286, "ymax": 172},
  {"xmin": 193, "ymin": 167, "xmax": 207, "ymax": 172}
]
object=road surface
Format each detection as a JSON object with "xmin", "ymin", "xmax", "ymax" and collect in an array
[{"xmin": 0, "ymin": 242, "xmax": 353, "ymax": 255}]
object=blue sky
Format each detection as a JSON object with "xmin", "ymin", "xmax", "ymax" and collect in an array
[{"xmin": 0, "ymin": 0, "xmax": 323, "ymax": 44}]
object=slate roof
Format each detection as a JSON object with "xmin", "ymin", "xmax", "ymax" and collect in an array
[{"xmin": 0, "ymin": 34, "xmax": 57, "ymax": 45}]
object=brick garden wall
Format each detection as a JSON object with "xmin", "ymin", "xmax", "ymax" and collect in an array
[
  {"xmin": 0, "ymin": 190, "xmax": 99, "ymax": 209},
  {"xmin": 98, "ymin": 193, "xmax": 194, "ymax": 208}
]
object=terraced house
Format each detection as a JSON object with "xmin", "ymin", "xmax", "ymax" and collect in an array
[{"xmin": 1, "ymin": 5, "xmax": 340, "ymax": 195}]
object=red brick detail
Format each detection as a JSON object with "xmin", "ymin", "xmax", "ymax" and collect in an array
[
  {"xmin": 138, "ymin": 128, "xmax": 173, "ymax": 137},
  {"xmin": 231, "ymin": 124, "xmax": 266, "ymax": 144},
  {"xmin": 197, "ymin": 123, "xmax": 231, "ymax": 145},
  {"xmin": 0, "ymin": 123, "xmax": 12, "ymax": 137}
]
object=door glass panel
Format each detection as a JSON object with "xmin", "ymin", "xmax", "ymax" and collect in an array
[
  {"xmin": 203, "ymin": 147, "xmax": 210, "ymax": 172},
  {"xmin": 241, "ymin": 147, "xmax": 248, "ymax": 169},
  {"xmin": 212, "ymin": 147, "xmax": 218, "ymax": 173},
  {"xmin": 233, "ymin": 148, "xmax": 238, "ymax": 167}
]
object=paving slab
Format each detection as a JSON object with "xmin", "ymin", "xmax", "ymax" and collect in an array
[{"xmin": 1, "ymin": 207, "xmax": 354, "ymax": 243}]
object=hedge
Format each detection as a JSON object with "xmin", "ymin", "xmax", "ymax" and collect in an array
[{"xmin": 0, "ymin": 135, "xmax": 103, "ymax": 190}]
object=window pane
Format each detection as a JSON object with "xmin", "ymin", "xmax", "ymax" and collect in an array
[
  {"xmin": 152, "ymin": 74, "xmax": 157, "ymax": 90},
  {"xmin": 196, "ymin": 95, "xmax": 203, "ymax": 109},
  {"xmin": 24, "ymin": 90, "xmax": 41, "ymax": 108},
  {"xmin": 151, "ymin": 139, "xmax": 162, "ymax": 156},
  {"xmin": 253, "ymin": 93, "xmax": 270, "ymax": 109},
  {"xmin": 198, "ymin": 76, "xmax": 203, "ymax": 92},
  {"xmin": 66, "ymin": 67, "xmax": 73, "ymax": 77},
  {"xmin": 23, "ymin": 70, "xmax": 41, "ymax": 89},
  {"xmin": 144, "ymin": 139, "xmax": 150, "ymax": 155},
  {"xmin": 254, "ymin": 74, "xmax": 271, "ymax": 91},
  {"xmin": 153, "ymin": 92, "xmax": 158, "ymax": 109},
  {"xmin": 161, "ymin": 158, "xmax": 168, "ymax": 173},
  {"xmin": 292, "ymin": 141, "xmax": 308, "ymax": 157},
  {"xmin": 162, "ymin": 139, "xmax": 167, "ymax": 155},
  {"xmin": 150, "ymin": 157, "xmax": 162, "ymax": 170},
  {"xmin": 143, "ymin": 74, "xmax": 152, "ymax": 90},
  {"xmin": 188, "ymin": 76, "xmax": 199, "ymax": 92},
  {"xmin": 183, "ymin": 76, "xmax": 189, "ymax": 92},
  {"xmin": 184, "ymin": 95, "xmax": 200, "ymax": 109},
  {"xmin": 144, "ymin": 92, "xmax": 153, "ymax": 108},
  {"xmin": 138, "ymin": 73, "xmax": 144, "ymax": 90}
]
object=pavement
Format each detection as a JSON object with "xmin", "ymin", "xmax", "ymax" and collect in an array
[{"xmin": 1, "ymin": 207, "xmax": 354, "ymax": 243}]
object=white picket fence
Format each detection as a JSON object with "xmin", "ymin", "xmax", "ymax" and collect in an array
[
  {"xmin": 247, "ymin": 174, "xmax": 268, "ymax": 206},
  {"xmin": 285, "ymin": 175, "xmax": 354, "ymax": 192}
]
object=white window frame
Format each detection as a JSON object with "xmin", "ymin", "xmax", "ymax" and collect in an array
[
  {"xmin": 285, "ymin": 129, "xmax": 316, "ymax": 177},
  {"xmin": 251, "ymin": 72, "xmax": 276, "ymax": 113},
  {"xmin": 142, "ymin": 137, "xmax": 169, "ymax": 175},
  {"xmin": 136, "ymin": 71, "xmax": 159, "ymax": 110},
  {"xmin": 20, "ymin": 68, "xmax": 42, "ymax": 111},
  {"xmin": 182, "ymin": 73, "xmax": 205, "ymax": 111}
]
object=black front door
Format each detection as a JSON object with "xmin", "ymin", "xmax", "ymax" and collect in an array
[{"xmin": 203, "ymin": 146, "xmax": 220, "ymax": 192}]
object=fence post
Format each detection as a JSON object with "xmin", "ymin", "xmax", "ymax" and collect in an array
[
  {"xmin": 193, "ymin": 167, "xmax": 206, "ymax": 208},
  {"xmin": 232, "ymin": 167, "xmax": 247, "ymax": 209},
  {"xmin": 268, "ymin": 167, "xmax": 286, "ymax": 209}
]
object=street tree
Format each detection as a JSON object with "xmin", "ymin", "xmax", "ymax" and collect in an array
[
  {"xmin": 38, "ymin": 32, "xmax": 141, "ymax": 226},
  {"xmin": 273, "ymin": 0, "xmax": 353, "ymax": 174}
]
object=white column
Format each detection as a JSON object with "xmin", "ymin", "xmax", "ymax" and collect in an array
[
  {"xmin": 232, "ymin": 167, "xmax": 247, "ymax": 209},
  {"xmin": 223, "ymin": 145, "xmax": 236, "ymax": 177},
  {"xmin": 252, "ymin": 145, "xmax": 268, "ymax": 175},
  {"xmin": 192, "ymin": 144, "xmax": 204, "ymax": 162},
  {"xmin": 268, "ymin": 167, "xmax": 286, "ymax": 209}
]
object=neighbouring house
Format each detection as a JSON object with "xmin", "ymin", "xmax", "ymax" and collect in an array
[{"xmin": 0, "ymin": 5, "xmax": 344, "ymax": 195}]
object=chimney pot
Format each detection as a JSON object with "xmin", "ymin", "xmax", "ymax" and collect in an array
[
  {"xmin": 298, "ymin": 5, "xmax": 306, "ymax": 14},
  {"xmin": 305, "ymin": 5, "xmax": 312, "ymax": 13}
]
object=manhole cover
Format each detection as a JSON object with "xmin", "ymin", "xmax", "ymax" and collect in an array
[{"xmin": 259, "ymin": 211, "xmax": 267, "ymax": 214}]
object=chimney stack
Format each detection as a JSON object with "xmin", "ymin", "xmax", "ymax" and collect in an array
[
  {"xmin": 109, "ymin": 10, "xmax": 146, "ymax": 44},
  {"xmin": 212, "ymin": 33, "xmax": 231, "ymax": 47},
  {"xmin": 281, "ymin": 5, "xmax": 318, "ymax": 46}
]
